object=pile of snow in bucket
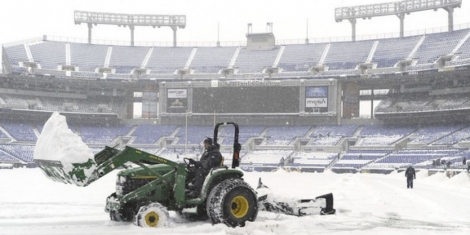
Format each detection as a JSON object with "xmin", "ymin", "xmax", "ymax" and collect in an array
[{"xmin": 34, "ymin": 112, "xmax": 97, "ymax": 186}]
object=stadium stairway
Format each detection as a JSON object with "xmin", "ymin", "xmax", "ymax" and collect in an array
[
  {"xmin": 366, "ymin": 41, "xmax": 379, "ymax": 64},
  {"xmin": 304, "ymin": 126, "xmax": 317, "ymax": 138},
  {"xmin": 406, "ymin": 35, "xmax": 426, "ymax": 61},
  {"xmin": 427, "ymin": 125, "xmax": 469, "ymax": 146},
  {"xmin": 389, "ymin": 127, "xmax": 419, "ymax": 146},
  {"xmin": 352, "ymin": 126, "xmax": 363, "ymax": 137},
  {"xmin": 121, "ymin": 125, "xmax": 138, "ymax": 145},
  {"xmin": 32, "ymin": 126, "xmax": 40, "ymax": 139},
  {"xmin": 0, "ymin": 149, "xmax": 23, "ymax": 163},
  {"xmin": 363, "ymin": 151, "xmax": 395, "ymax": 168},
  {"xmin": 325, "ymin": 152, "xmax": 343, "ymax": 170},
  {"xmin": 0, "ymin": 126, "xmax": 15, "ymax": 142}
]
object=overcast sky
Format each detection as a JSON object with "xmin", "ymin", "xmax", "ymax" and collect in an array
[{"xmin": 0, "ymin": 0, "xmax": 469, "ymax": 46}]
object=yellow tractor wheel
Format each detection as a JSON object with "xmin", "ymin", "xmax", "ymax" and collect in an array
[
  {"xmin": 135, "ymin": 203, "xmax": 169, "ymax": 228},
  {"xmin": 207, "ymin": 178, "xmax": 258, "ymax": 227}
]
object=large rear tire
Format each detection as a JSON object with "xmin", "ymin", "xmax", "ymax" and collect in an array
[
  {"xmin": 135, "ymin": 203, "xmax": 169, "ymax": 228},
  {"xmin": 206, "ymin": 178, "xmax": 258, "ymax": 227}
]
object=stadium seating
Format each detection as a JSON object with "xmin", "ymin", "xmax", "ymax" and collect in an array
[
  {"xmin": 376, "ymin": 95, "xmax": 470, "ymax": 114},
  {"xmin": 373, "ymin": 36, "xmax": 421, "ymax": 68},
  {"xmin": 109, "ymin": 46, "xmax": 150, "ymax": 73},
  {"xmin": 242, "ymin": 150, "xmax": 293, "ymax": 165},
  {"xmin": 434, "ymin": 126, "xmax": 470, "ymax": 145},
  {"xmin": 147, "ymin": 47, "xmax": 193, "ymax": 74},
  {"xmin": 289, "ymin": 152, "xmax": 338, "ymax": 167},
  {"xmin": 70, "ymin": 43, "xmax": 108, "ymax": 72},
  {"xmin": 413, "ymin": 29, "xmax": 469, "ymax": 64},
  {"xmin": 371, "ymin": 149, "xmax": 461, "ymax": 168},
  {"xmin": 0, "ymin": 122, "xmax": 37, "ymax": 142},
  {"xmin": 175, "ymin": 126, "xmax": 213, "ymax": 144},
  {"xmin": 190, "ymin": 47, "xmax": 237, "ymax": 73},
  {"xmin": 234, "ymin": 47, "xmax": 280, "ymax": 73},
  {"xmin": 4, "ymin": 28, "xmax": 470, "ymax": 78},
  {"xmin": 3, "ymin": 44, "xmax": 28, "ymax": 66},
  {"xmin": 79, "ymin": 125, "xmax": 133, "ymax": 144},
  {"xmin": 0, "ymin": 129, "xmax": 8, "ymax": 139},
  {"xmin": 0, "ymin": 95, "xmax": 30, "ymax": 109},
  {"xmin": 457, "ymin": 33, "xmax": 470, "ymax": 60},
  {"xmin": 132, "ymin": 125, "xmax": 177, "ymax": 144},
  {"xmin": 0, "ymin": 145, "xmax": 35, "ymax": 162},
  {"xmin": 324, "ymin": 40, "xmax": 374, "ymax": 70},
  {"xmin": 334, "ymin": 150, "xmax": 392, "ymax": 169},
  {"xmin": 278, "ymin": 44, "xmax": 326, "ymax": 72},
  {"xmin": 358, "ymin": 125, "xmax": 416, "ymax": 146},
  {"xmin": 29, "ymin": 41, "xmax": 66, "ymax": 69},
  {"xmin": 309, "ymin": 125, "xmax": 358, "ymax": 146},
  {"xmin": 0, "ymin": 149, "xmax": 19, "ymax": 163},
  {"xmin": 408, "ymin": 124, "xmax": 465, "ymax": 144},
  {"xmin": 219, "ymin": 126, "xmax": 265, "ymax": 145},
  {"xmin": 263, "ymin": 126, "xmax": 310, "ymax": 145}
]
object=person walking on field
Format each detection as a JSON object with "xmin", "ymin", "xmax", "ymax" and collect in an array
[{"xmin": 405, "ymin": 166, "xmax": 416, "ymax": 189}]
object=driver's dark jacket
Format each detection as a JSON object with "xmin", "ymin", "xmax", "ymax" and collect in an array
[{"xmin": 194, "ymin": 145, "xmax": 222, "ymax": 170}]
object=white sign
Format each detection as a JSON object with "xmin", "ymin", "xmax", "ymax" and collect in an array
[
  {"xmin": 167, "ymin": 89, "xmax": 187, "ymax": 98},
  {"xmin": 306, "ymin": 98, "xmax": 328, "ymax": 108}
]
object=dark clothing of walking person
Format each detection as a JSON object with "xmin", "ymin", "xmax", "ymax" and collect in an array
[{"xmin": 405, "ymin": 166, "xmax": 416, "ymax": 189}]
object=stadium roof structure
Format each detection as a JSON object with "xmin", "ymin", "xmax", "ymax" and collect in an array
[
  {"xmin": 335, "ymin": 0, "xmax": 462, "ymax": 41},
  {"xmin": 74, "ymin": 11, "xmax": 186, "ymax": 47}
]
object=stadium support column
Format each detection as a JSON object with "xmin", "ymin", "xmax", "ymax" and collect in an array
[
  {"xmin": 87, "ymin": 23, "xmax": 93, "ymax": 44},
  {"xmin": 349, "ymin": 19, "xmax": 356, "ymax": 42},
  {"xmin": 445, "ymin": 7, "xmax": 454, "ymax": 32},
  {"xmin": 397, "ymin": 13, "xmax": 405, "ymax": 38},
  {"xmin": 172, "ymin": 26, "xmax": 177, "ymax": 47},
  {"xmin": 130, "ymin": 25, "xmax": 135, "ymax": 46},
  {"xmin": 370, "ymin": 89, "xmax": 374, "ymax": 119}
]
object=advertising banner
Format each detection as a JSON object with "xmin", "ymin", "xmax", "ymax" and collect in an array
[
  {"xmin": 167, "ymin": 89, "xmax": 187, "ymax": 99},
  {"xmin": 306, "ymin": 97, "xmax": 328, "ymax": 108}
]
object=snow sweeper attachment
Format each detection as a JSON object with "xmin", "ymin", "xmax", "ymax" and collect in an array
[{"xmin": 256, "ymin": 178, "xmax": 336, "ymax": 216}]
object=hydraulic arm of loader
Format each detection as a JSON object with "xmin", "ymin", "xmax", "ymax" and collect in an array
[{"xmin": 36, "ymin": 146, "xmax": 181, "ymax": 187}]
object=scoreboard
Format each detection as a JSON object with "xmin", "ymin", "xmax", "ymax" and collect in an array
[{"xmin": 160, "ymin": 79, "xmax": 338, "ymax": 117}]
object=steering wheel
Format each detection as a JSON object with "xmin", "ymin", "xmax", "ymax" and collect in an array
[
  {"xmin": 183, "ymin": 157, "xmax": 192, "ymax": 165},
  {"xmin": 184, "ymin": 158, "xmax": 197, "ymax": 174}
]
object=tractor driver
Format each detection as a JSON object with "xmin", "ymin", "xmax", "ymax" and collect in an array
[{"xmin": 186, "ymin": 137, "xmax": 223, "ymax": 198}]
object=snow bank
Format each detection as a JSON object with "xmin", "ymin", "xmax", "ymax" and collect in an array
[
  {"xmin": 448, "ymin": 172, "xmax": 470, "ymax": 186},
  {"xmin": 34, "ymin": 112, "xmax": 96, "ymax": 186}
]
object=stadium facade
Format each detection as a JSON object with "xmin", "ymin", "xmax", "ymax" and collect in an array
[{"xmin": 1, "ymin": 17, "xmax": 470, "ymax": 175}]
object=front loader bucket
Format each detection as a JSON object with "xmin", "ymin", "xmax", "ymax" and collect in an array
[
  {"xmin": 35, "ymin": 158, "xmax": 99, "ymax": 187},
  {"xmin": 35, "ymin": 159, "xmax": 98, "ymax": 186},
  {"xmin": 35, "ymin": 145, "xmax": 121, "ymax": 186},
  {"xmin": 33, "ymin": 112, "xmax": 103, "ymax": 187}
]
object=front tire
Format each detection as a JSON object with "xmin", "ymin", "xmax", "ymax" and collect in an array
[
  {"xmin": 206, "ymin": 178, "xmax": 258, "ymax": 227},
  {"xmin": 135, "ymin": 203, "xmax": 169, "ymax": 228}
]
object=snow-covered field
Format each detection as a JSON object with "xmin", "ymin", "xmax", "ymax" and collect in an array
[{"xmin": 1, "ymin": 168, "xmax": 470, "ymax": 235}]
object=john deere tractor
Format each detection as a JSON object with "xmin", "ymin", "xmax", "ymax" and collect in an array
[
  {"xmin": 35, "ymin": 122, "xmax": 335, "ymax": 228},
  {"xmin": 36, "ymin": 122, "xmax": 258, "ymax": 227}
]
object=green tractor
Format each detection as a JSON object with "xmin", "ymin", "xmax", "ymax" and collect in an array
[
  {"xmin": 35, "ymin": 122, "xmax": 335, "ymax": 228},
  {"xmin": 37, "ymin": 122, "xmax": 258, "ymax": 227}
]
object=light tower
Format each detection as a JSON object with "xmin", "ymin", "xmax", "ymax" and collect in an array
[
  {"xmin": 74, "ymin": 11, "xmax": 186, "ymax": 47},
  {"xmin": 335, "ymin": 0, "xmax": 462, "ymax": 41}
]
